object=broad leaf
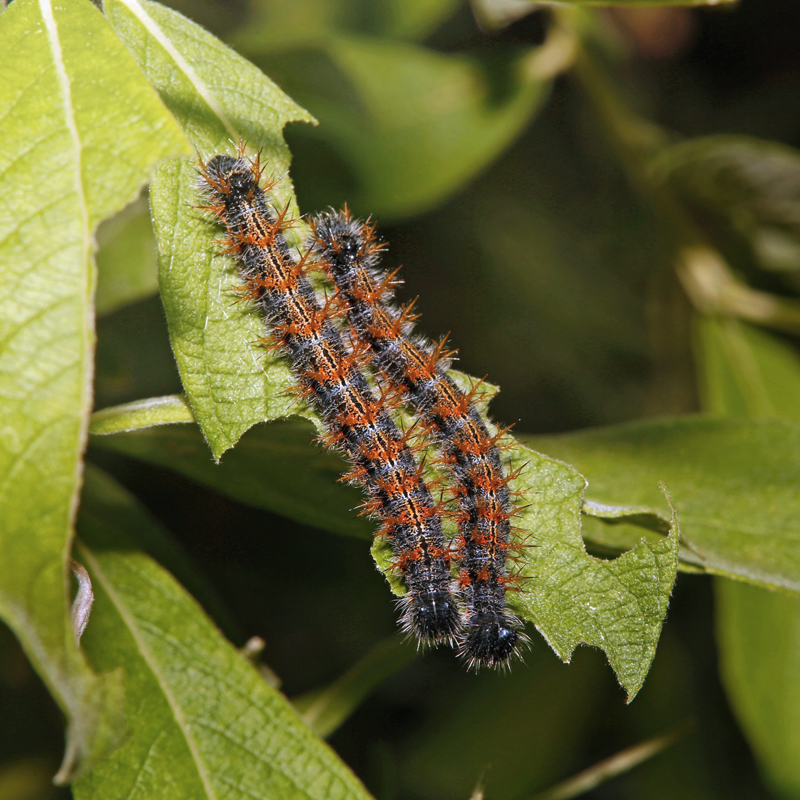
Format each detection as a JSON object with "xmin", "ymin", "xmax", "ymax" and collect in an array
[
  {"xmin": 0, "ymin": 0, "xmax": 187, "ymax": 778},
  {"xmin": 92, "ymin": 419, "xmax": 369, "ymax": 540},
  {"xmin": 696, "ymin": 315, "xmax": 800, "ymax": 797},
  {"xmin": 252, "ymin": 34, "xmax": 552, "ymax": 217},
  {"xmin": 72, "ymin": 467, "xmax": 373, "ymax": 800},
  {"xmin": 528, "ymin": 417, "xmax": 800, "ymax": 593},
  {"xmin": 150, "ymin": 160, "xmax": 312, "ymax": 458},
  {"xmin": 502, "ymin": 441, "xmax": 679, "ymax": 699},
  {"xmin": 104, "ymin": 0, "xmax": 315, "ymax": 457}
]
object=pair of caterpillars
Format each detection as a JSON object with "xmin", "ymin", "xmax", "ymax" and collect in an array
[{"xmin": 200, "ymin": 152, "xmax": 525, "ymax": 668}]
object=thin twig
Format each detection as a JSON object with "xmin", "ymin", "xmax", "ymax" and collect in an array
[{"xmin": 531, "ymin": 721, "xmax": 693, "ymax": 800}]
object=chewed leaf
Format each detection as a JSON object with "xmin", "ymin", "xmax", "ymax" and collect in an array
[
  {"xmin": 108, "ymin": 0, "xmax": 676, "ymax": 693},
  {"xmin": 529, "ymin": 417, "xmax": 800, "ymax": 594},
  {"xmin": 151, "ymin": 160, "xmax": 315, "ymax": 458},
  {"xmin": 107, "ymin": 0, "xmax": 315, "ymax": 456},
  {"xmin": 504, "ymin": 442, "xmax": 679, "ymax": 700}
]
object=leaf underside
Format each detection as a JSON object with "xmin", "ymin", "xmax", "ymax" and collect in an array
[
  {"xmin": 0, "ymin": 0, "xmax": 187, "ymax": 779},
  {"xmin": 72, "ymin": 467, "xmax": 372, "ymax": 800}
]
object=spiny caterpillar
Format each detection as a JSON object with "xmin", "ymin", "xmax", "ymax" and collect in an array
[
  {"xmin": 199, "ymin": 152, "xmax": 460, "ymax": 646},
  {"xmin": 308, "ymin": 210, "xmax": 526, "ymax": 668}
]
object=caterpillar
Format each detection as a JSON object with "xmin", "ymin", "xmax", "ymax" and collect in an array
[
  {"xmin": 199, "ymin": 152, "xmax": 461, "ymax": 646},
  {"xmin": 307, "ymin": 210, "xmax": 525, "ymax": 668}
]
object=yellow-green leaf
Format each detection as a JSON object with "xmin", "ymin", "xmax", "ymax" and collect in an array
[{"xmin": 0, "ymin": 0, "xmax": 188, "ymax": 779}]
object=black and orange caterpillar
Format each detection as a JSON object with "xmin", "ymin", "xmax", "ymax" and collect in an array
[
  {"xmin": 199, "ymin": 151, "xmax": 461, "ymax": 647},
  {"xmin": 309, "ymin": 210, "xmax": 525, "ymax": 668}
]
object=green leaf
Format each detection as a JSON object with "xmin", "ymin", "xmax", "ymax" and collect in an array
[
  {"xmin": 0, "ymin": 0, "xmax": 187, "ymax": 778},
  {"xmin": 694, "ymin": 315, "xmax": 800, "ymax": 798},
  {"xmin": 95, "ymin": 195, "xmax": 159, "ymax": 316},
  {"xmin": 580, "ymin": 500, "xmax": 672, "ymax": 559},
  {"xmin": 72, "ymin": 467, "xmax": 373, "ymax": 800},
  {"xmin": 104, "ymin": 0, "xmax": 315, "ymax": 456},
  {"xmin": 151, "ymin": 160, "xmax": 314, "ymax": 458},
  {"xmin": 716, "ymin": 580, "xmax": 800, "ymax": 798},
  {"xmin": 505, "ymin": 442, "xmax": 679, "ymax": 700},
  {"xmin": 253, "ymin": 34, "xmax": 552, "ymax": 217},
  {"xmin": 527, "ymin": 417, "xmax": 800, "ymax": 593},
  {"xmin": 104, "ymin": 0, "xmax": 316, "ymax": 156},
  {"xmin": 91, "ymin": 419, "xmax": 370, "ymax": 539}
]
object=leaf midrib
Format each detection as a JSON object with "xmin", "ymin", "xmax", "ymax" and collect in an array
[
  {"xmin": 115, "ymin": 0, "xmax": 238, "ymax": 142},
  {"xmin": 76, "ymin": 541, "xmax": 220, "ymax": 800},
  {"xmin": 40, "ymin": 0, "xmax": 92, "ymax": 533}
]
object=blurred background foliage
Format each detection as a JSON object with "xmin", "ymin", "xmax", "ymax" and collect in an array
[{"xmin": 3, "ymin": 0, "xmax": 800, "ymax": 797}]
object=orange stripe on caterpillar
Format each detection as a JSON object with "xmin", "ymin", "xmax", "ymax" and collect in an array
[
  {"xmin": 199, "ymin": 153, "xmax": 461, "ymax": 646},
  {"xmin": 308, "ymin": 209, "xmax": 526, "ymax": 669}
]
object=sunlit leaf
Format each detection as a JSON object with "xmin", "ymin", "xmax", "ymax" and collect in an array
[
  {"xmin": 73, "ymin": 467, "xmax": 373, "ymax": 800},
  {"xmin": 104, "ymin": 0, "xmax": 315, "ymax": 457},
  {"xmin": 0, "ymin": 0, "xmax": 188, "ymax": 778},
  {"xmin": 150, "ymin": 160, "xmax": 314, "ymax": 459}
]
